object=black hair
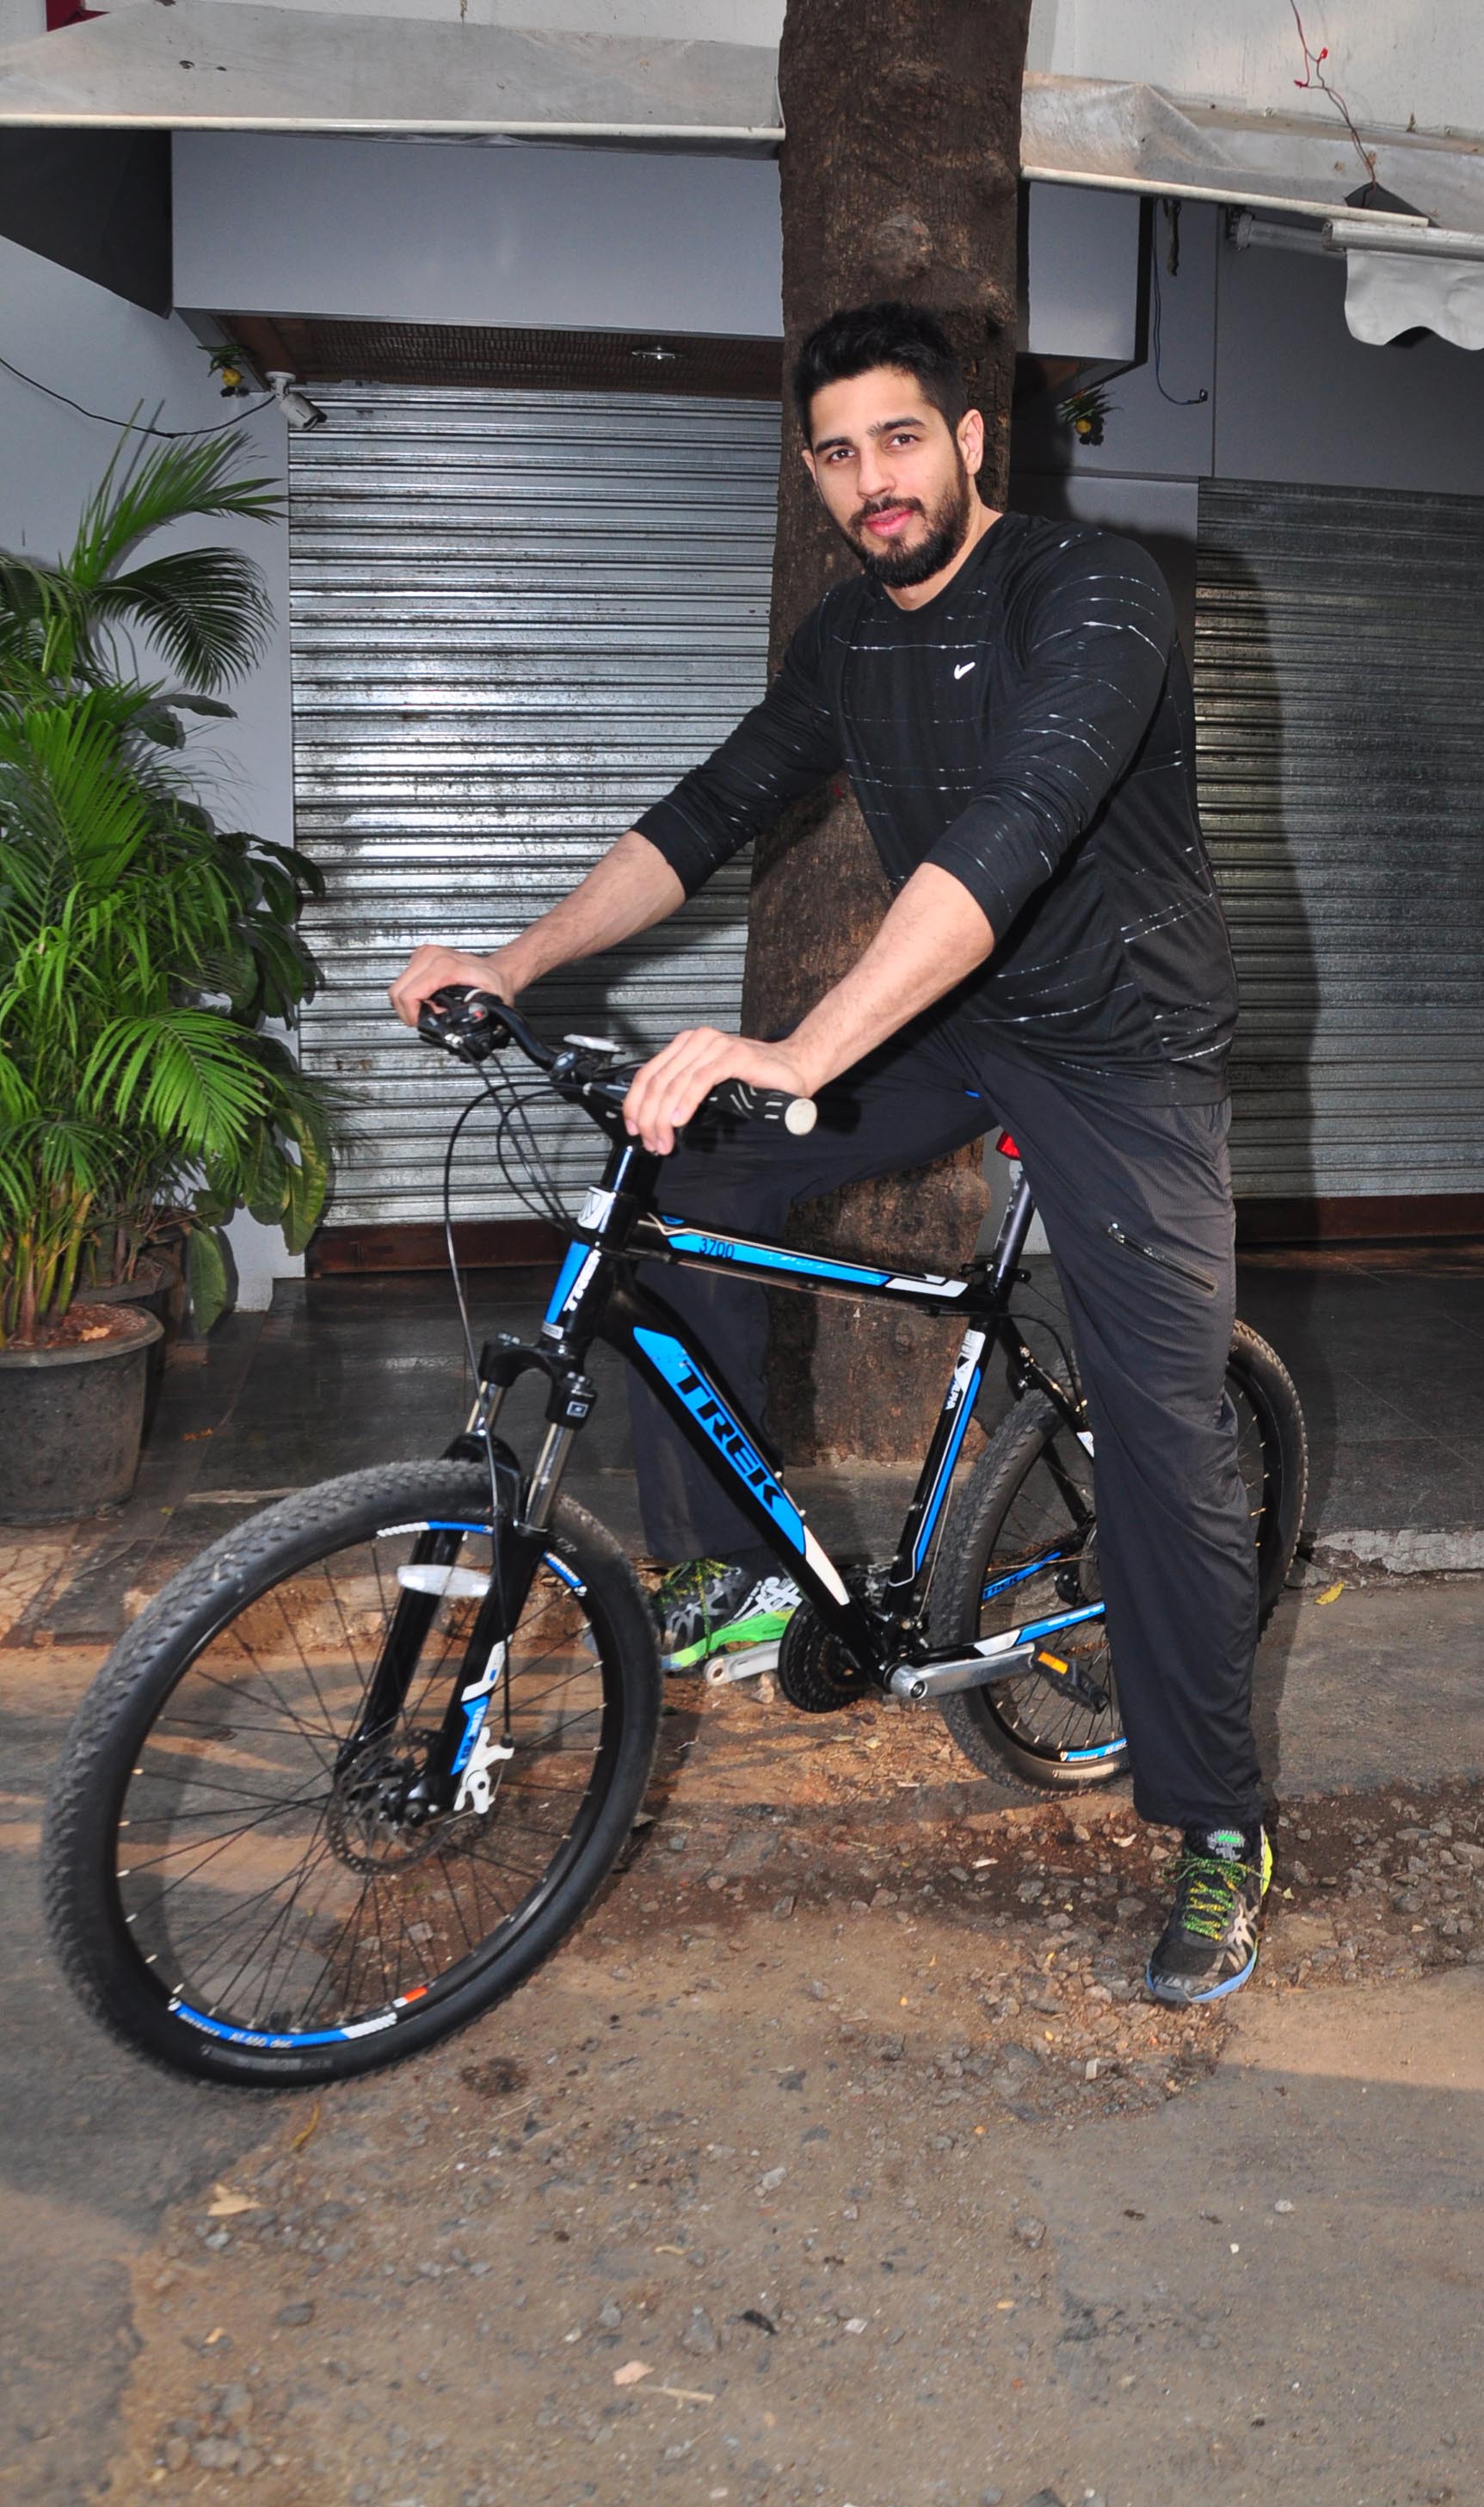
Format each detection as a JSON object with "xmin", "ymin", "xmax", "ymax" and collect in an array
[{"xmin": 791, "ymin": 301, "xmax": 970, "ymax": 442}]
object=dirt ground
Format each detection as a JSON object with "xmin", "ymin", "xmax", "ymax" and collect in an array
[{"xmin": 9, "ymin": 1647, "xmax": 1478, "ymax": 2507}]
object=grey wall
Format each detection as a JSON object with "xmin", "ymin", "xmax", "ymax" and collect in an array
[
  {"xmin": 0, "ymin": 233, "xmax": 299, "ymax": 1303},
  {"xmin": 1014, "ymin": 198, "xmax": 1484, "ymax": 501},
  {"xmin": 1215, "ymin": 235, "xmax": 1484, "ymax": 498},
  {"xmin": 174, "ymin": 132, "xmax": 785, "ymax": 338},
  {"xmin": 173, "ymin": 142, "xmax": 1162, "ymax": 369},
  {"xmin": 1024, "ymin": 182, "xmax": 1145, "ymax": 363},
  {"xmin": 1011, "ymin": 195, "xmax": 1484, "ymax": 644}
]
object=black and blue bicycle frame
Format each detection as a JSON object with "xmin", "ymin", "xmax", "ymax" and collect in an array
[{"xmin": 465, "ymin": 1125, "xmax": 1105, "ymax": 1695}]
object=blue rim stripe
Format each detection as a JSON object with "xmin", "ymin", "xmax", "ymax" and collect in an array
[
  {"xmin": 543, "ymin": 1553, "xmax": 587, "ymax": 1594},
  {"xmin": 172, "ymin": 1999, "xmax": 400, "ymax": 2048}
]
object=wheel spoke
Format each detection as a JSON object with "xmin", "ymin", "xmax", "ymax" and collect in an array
[
  {"xmin": 105, "ymin": 1500, "xmax": 633, "ymax": 2049},
  {"xmin": 953, "ymin": 1409, "xmax": 1124, "ymax": 1769}
]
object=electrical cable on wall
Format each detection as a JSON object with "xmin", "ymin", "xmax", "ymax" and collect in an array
[
  {"xmin": 1150, "ymin": 204, "xmax": 1209, "ymax": 410},
  {"xmin": 0, "ymin": 348, "xmax": 274, "ymax": 438}
]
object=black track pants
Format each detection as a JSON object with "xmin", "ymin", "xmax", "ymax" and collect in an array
[{"xmin": 625, "ymin": 1017, "xmax": 1262, "ymax": 1833}]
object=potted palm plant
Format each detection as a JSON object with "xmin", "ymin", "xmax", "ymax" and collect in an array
[{"xmin": 0, "ymin": 433, "xmax": 333, "ymax": 1521}]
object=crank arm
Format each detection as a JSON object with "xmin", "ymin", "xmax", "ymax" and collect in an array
[
  {"xmin": 886, "ymin": 1600, "xmax": 1105, "ymax": 1706},
  {"xmin": 705, "ymin": 1641, "xmax": 781, "ymax": 1687}
]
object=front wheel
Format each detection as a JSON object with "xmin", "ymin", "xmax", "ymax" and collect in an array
[
  {"xmin": 43, "ymin": 1460, "xmax": 661, "ymax": 2087},
  {"xmin": 933, "ymin": 1321, "xmax": 1307, "ymax": 1795}
]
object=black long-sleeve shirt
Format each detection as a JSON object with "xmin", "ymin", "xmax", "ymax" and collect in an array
[{"xmin": 635, "ymin": 511, "xmax": 1238, "ymax": 1101}]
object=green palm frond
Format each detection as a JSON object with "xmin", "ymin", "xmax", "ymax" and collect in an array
[
  {"xmin": 0, "ymin": 1049, "xmax": 40, "ymax": 1125},
  {"xmin": 0, "ymin": 431, "xmax": 280, "ymax": 698},
  {"xmin": 0, "ymin": 557, "xmax": 93, "ymax": 687},
  {"xmin": 35, "ymin": 1111, "xmax": 122, "ymax": 1196},
  {"xmin": 86, "ymin": 1009, "xmax": 269, "ymax": 1153},
  {"xmin": 0, "ymin": 693, "xmax": 154, "ymax": 893},
  {"xmin": 69, "ymin": 434, "xmax": 281, "ymax": 588},
  {"xmin": 89, "ymin": 548, "xmax": 274, "ymax": 690},
  {"xmin": 0, "ymin": 1110, "xmax": 117, "ymax": 1213}
]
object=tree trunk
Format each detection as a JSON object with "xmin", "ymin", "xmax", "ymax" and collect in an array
[{"xmin": 742, "ymin": 0, "xmax": 1031, "ymax": 1463}]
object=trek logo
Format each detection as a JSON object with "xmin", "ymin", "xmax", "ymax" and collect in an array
[
  {"xmin": 633, "ymin": 1326, "xmax": 805, "ymax": 1552},
  {"xmin": 953, "ymin": 661, "xmax": 976, "ymax": 680},
  {"xmin": 674, "ymin": 1367, "xmax": 782, "ymax": 1512}
]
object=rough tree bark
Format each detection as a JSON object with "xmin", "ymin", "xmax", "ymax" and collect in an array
[{"xmin": 740, "ymin": 0, "xmax": 1032, "ymax": 1463}]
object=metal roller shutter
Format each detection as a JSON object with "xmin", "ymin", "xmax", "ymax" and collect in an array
[
  {"xmin": 1196, "ymin": 476, "xmax": 1484, "ymax": 1200},
  {"xmin": 290, "ymin": 383, "xmax": 779, "ymax": 1227}
]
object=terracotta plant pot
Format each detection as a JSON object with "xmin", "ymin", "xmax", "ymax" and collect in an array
[{"xmin": 0, "ymin": 1303, "xmax": 164, "ymax": 1524}]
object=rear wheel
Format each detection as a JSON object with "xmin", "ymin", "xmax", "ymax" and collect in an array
[
  {"xmin": 933, "ymin": 1322, "xmax": 1306, "ymax": 1793},
  {"xmin": 43, "ymin": 1460, "xmax": 661, "ymax": 2086}
]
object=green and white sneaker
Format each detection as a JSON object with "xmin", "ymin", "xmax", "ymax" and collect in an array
[
  {"xmin": 653, "ymin": 1558, "xmax": 800, "ymax": 1674},
  {"xmin": 1146, "ymin": 1824, "xmax": 1273, "ymax": 2005}
]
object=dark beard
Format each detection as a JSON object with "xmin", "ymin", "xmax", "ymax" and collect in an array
[{"xmin": 847, "ymin": 463, "xmax": 975, "ymax": 588}]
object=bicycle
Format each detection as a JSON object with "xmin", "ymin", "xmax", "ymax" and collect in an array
[{"xmin": 44, "ymin": 988, "xmax": 1307, "ymax": 2086}]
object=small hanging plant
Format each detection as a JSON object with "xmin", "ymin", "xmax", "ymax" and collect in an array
[{"xmin": 1057, "ymin": 381, "xmax": 1117, "ymax": 447}]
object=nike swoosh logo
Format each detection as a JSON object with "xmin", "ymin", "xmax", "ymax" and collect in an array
[{"xmin": 953, "ymin": 661, "xmax": 976, "ymax": 679}]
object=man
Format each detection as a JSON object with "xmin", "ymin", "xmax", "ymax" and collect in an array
[{"xmin": 391, "ymin": 302, "xmax": 1270, "ymax": 2007}]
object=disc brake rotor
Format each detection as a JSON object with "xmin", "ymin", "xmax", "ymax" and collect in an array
[{"xmin": 326, "ymin": 1730, "xmax": 473, "ymax": 1874}]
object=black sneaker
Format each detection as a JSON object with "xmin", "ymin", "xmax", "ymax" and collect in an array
[
  {"xmin": 1146, "ymin": 1825, "xmax": 1272, "ymax": 2006},
  {"xmin": 653, "ymin": 1557, "xmax": 800, "ymax": 1673}
]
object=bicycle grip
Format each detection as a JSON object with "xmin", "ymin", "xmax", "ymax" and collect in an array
[
  {"xmin": 708, "ymin": 1078, "xmax": 817, "ymax": 1136},
  {"xmin": 416, "ymin": 984, "xmax": 511, "ymax": 1062}
]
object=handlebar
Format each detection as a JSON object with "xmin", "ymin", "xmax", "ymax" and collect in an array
[{"xmin": 416, "ymin": 987, "xmax": 817, "ymax": 1138}]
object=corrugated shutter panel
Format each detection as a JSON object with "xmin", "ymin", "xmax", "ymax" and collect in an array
[
  {"xmin": 290, "ymin": 384, "xmax": 779, "ymax": 1225},
  {"xmin": 1196, "ymin": 477, "xmax": 1484, "ymax": 1198}
]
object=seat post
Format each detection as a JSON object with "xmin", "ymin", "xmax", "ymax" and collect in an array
[{"xmin": 984, "ymin": 1134, "xmax": 1036, "ymax": 1297}]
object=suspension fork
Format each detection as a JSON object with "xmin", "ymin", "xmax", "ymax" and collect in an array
[
  {"xmin": 408, "ymin": 1256, "xmax": 617, "ymax": 1811},
  {"xmin": 346, "ymin": 1395, "xmax": 589, "ymax": 1816},
  {"xmin": 411, "ymin": 1511, "xmax": 550, "ymax": 1816}
]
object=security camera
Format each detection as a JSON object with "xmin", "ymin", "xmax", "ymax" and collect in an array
[{"xmin": 266, "ymin": 371, "xmax": 327, "ymax": 432}]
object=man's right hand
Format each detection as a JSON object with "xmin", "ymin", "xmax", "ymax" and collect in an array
[{"xmin": 388, "ymin": 946, "xmax": 515, "ymax": 1028}]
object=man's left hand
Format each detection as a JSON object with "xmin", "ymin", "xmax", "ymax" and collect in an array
[{"xmin": 623, "ymin": 1029, "xmax": 818, "ymax": 1156}]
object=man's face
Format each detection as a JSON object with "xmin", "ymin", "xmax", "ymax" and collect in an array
[{"xmin": 802, "ymin": 367, "xmax": 983, "ymax": 589}]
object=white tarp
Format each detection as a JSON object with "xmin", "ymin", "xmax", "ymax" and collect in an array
[
  {"xmin": 1021, "ymin": 76, "xmax": 1484, "ymax": 352},
  {"xmin": 0, "ymin": 5, "xmax": 784, "ymax": 145},
  {"xmin": 1327, "ymin": 219, "xmax": 1484, "ymax": 353},
  {"xmin": 1021, "ymin": 76, "xmax": 1484, "ymax": 235},
  {"xmin": 3, "ymin": 19, "xmax": 1484, "ymax": 344}
]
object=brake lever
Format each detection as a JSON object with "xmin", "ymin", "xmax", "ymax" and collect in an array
[{"xmin": 417, "ymin": 984, "xmax": 512, "ymax": 1064}]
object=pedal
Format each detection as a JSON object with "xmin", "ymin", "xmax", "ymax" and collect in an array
[
  {"xmin": 705, "ymin": 1642, "xmax": 779, "ymax": 1686},
  {"xmin": 1032, "ymin": 1646, "xmax": 1109, "ymax": 1713}
]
